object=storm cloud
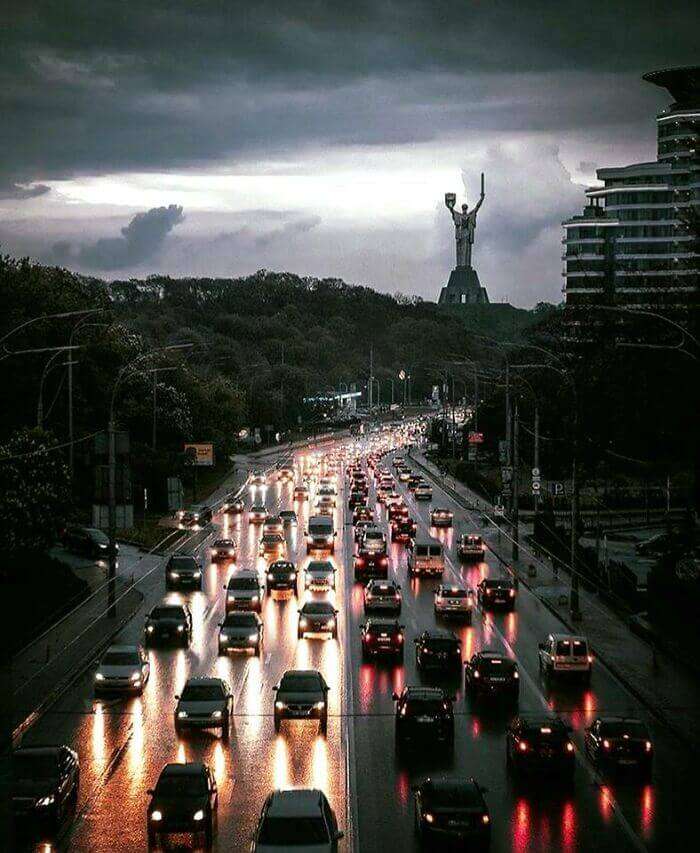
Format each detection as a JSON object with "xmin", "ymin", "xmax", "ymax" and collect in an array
[{"xmin": 52, "ymin": 205, "xmax": 185, "ymax": 270}]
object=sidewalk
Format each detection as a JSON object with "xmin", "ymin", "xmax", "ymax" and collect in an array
[{"xmin": 410, "ymin": 449, "xmax": 700, "ymax": 751}]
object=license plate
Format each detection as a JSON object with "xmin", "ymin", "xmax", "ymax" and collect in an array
[
  {"xmin": 490, "ymin": 677, "xmax": 506, "ymax": 682},
  {"xmin": 417, "ymin": 715, "xmax": 433, "ymax": 723}
]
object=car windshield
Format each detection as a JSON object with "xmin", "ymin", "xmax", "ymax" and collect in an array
[
  {"xmin": 228, "ymin": 577, "xmax": 259, "ymax": 590},
  {"xmin": 426, "ymin": 783, "xmax": 481, "ymax": 807},
  {"xmin": 406, "ymin": 699, "xmax": 445, "ymax": 714},
  {"xmin": 556, "ymin": 640, "xmax": 587, "ymax": 655},
  {"xmin": 307, "ymin": 563, "xmax": 332, "ymax": 573},
  {"xmin": 252, "ymin": 505, "xmax": 266, "ymax": 513},
  {"xmin": 263, "ymin": 535, "xmax": 282, "ymax": 544},
  {"xmin": 102, "ymin": 651, "xmax": 139, "ymax": 666},
  {"xmin": 484, "ymin": 579, "xmax": 510, "ymax": 588},
  {"xmin": 151, "ymin": 607, "xmax": 184, "ymax": 620},
  {"xmin": 371, "ymin": 585, "xmax": 396, "ymax": 594},
  {"xmin": 258, "ymin": 816, "xmax": 330, "ymax": 844},
  {"xmin": 365, "ymin": 531, "xmax": 384, "ymax": 540},
  {"xmin": 600, "ymin": 721, "xmax": 648, "ymax": 738},
  {"xmin": 13, "ymin": 754, "xmax": 59, "ymax": 781},
  {"xmin": 170, "ymin": 556, "xmax": 196, "ymax": 569},
  {"xmin": 280, "ymin": 675, "xmax": 321, "ymax": 692},
  {"xmin": 181, "ymin": 684, "xmax": 224, "ymax": 701},
  {"xmin": 214, "ymin": 540, "xmax": 233, "ymax": 548},
  {"xmin": 89, "ymin": 529, "xmax": 110, "ymax": 545},
  {"xmin": 223, "ymin": 613, "xmax": 258, "ymax": 628},
  {"xmin": 303, "ymin": 602, "xmax": 334, "ymax": 614},
  {"xmin": 479, "ymin": 657, "xmax": 514, "ymax": 672},
  {"xmin": 442, "ymin": 588, "xmax": 468, "ymax": 598},
  {"xmin": 370, "ymin": 623, "xmax": 399, "ymax": 633},
  {"xmin": 156, "ymin": 774, "xmax": 208, "ymax": 798},
  {"xmin": 271, "ymin": 562, "xmax": 294, "ymax": 571},
  {"xmin": 426, "ymin": 638, "xmax": 458, "ymax": 651}
]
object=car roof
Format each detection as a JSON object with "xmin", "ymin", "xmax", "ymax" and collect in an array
[
  {"xmin": 368, "ymin": 578, "xmax": 397, "ymax": 587},
  {"xmin": 549, "ymin": 633, "xmax": 588, "ymax": 642},
  {"xmin": 595, "ymin": 715, "xmax": 647, "ymax": 726},
  {"xmin": 229, "ymin": 570, "xmax": 259, "ymax": 579},
  {"xmin": 438, "ymin": 583, "xmax": 467, "ymax": 592},
  {"xmin": 281, "ymin": 669, "xmax": 322, "ymax": 680},
  {"xmin": 422, "ymin": 629, "xmax": 458, "ymax": 641},
  {"xmin": 367, "ymin": 617, "xmax": 401, "ymax": 626},
  {"xmin": 183, "ymin": 676, "xmax": 225, "ymax": 687},
  {"xmin": 14, "ymin": 745, "xmax": 63, "ymax": 757},
  {"xmin": 404, "ymin": 686, "xmax": 445, "ymax": 698},
  {"xmin": 477, "ymin": 650, "xmax": 510, "ymax": 660},
  {"xmin": 267, "ymin": 788, "xmax": 324, "ymax": 818},
  {"xmin": 160, "ymin": 762, "xmax": 206, "ymax": 777},
  {"xmin": 214, "ymin": 538, "xmax": 234, "ymax": 545},
  {"xmin": 106, "ymin": 644, "xmax": 140, "ymax": 654}
]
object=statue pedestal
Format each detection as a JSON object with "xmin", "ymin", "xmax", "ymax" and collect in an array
[{"xmin": 438, "ymin": 267, "xmax": 489, "ymax": 305}]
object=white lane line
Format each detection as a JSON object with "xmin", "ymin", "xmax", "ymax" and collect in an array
[{"xmin": 408, "ymin": 457, "xmax": 647, "ymax": 853}]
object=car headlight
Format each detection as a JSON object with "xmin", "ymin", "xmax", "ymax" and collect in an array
[
  {"xmin": 95, "ymin": 672, "xmax": 105, "ymax": 681},
  {"xmin": 36, "ymin": 795, "xmax": 55, "ymax": 807},
  {"xmin": 130, "ymin": 671, "xmax": 141, "ymax": 682},
  {"xmin": 314, "ymin": 701, "xmax": 325, "ymax": 710},
  {"xmin": 151, "ymin": 810, "xmax": 163, "ymax": 822},
  {"xmin": 177, "ymin": 710, "xmax": 188, "ymax": 719},
  {"xmin": 220, "ymin": 633, "xmax": 228, "ymax": 642},
  {"xmin": 325, "ymin": 620, "xmax": 335, "ymax": 629},
  {"xmin": 300, "ymin": 618, "xmax": 308, "ymax": 628},
  {"xmin": 424, "ymin": 812, "xmax": 434, "ymax": 824},
  {"xmin": 193, "ymin": 809, "xmax": 205, "ymax": 821},
  {"xmin": 251, "ymin": 595, "xmax": 259, "ymax": 602},
  {"xmin": 211, "ymin": 549, "xmax": 218, "ymax": 555},
  {"xmin": 146, "ymin": 625, "xmax": 154, "ymax": 633},
  {"xmin": 289, "ymin": 573, "xmax": 295, "ymax": 580},
  {"xmin": 248, "ymin": 633, "xmax": 259, "ymax": 642},
  {"xmin": 228, "ymin": 549, "xmax": 235, "ymax": 555},
  {"xmin": 211, "ymin": 710, "xmax": 222, "ymax": 719},
  {"xmin": 268, "ymin": 573, "xmax": 274, "ymax": 580},
  {"xmin": 275, "ymin": 701, "xmax": 286, "ymax": 710},
  {"xmin": 170, "ymin": 571, "xmax": 179, "ymax": 578},
  {"xmin": 193, "ymin": 571, "xmax": 201, "ymax": 578},
  {"xmin": 227, "ymin": 595, "xmax": 235, "ymax": 602}
]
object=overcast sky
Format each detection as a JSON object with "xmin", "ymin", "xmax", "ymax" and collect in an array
[{"xmin": 1, "ymin": 1, "xmax": 697, "ymax": 306}]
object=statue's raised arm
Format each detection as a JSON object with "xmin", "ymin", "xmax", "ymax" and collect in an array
[{"xmin": 472, "ymin": 173, "xmax": 485, "ymax": 215}]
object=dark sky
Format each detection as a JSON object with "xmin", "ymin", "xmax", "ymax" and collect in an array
[{"xmin": 1, "ymin": 1, "xmax": 697, "ymax": 304}]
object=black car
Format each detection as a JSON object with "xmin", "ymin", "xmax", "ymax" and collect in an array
[
  {"xmin": 165, "ymin": 554, "xmax": 202, "ymax": 590},
  {"xmin": 62, "ymin": 525, "xmax": 117, "ymax": 558},
  {"xmin": 218, "ymin": 611, "xmax": 263, "ymax": 655},
  {"xmin": 210, "ymin": 538, "xmax": 237, "ymax": 564},
  {"xmin": 477, "ymin": 577, "xmax": 517, "ymax": 610},
  {"xmin": 348, "ymin": 490, "xmax": 366, "ymax": 509},
  {"xmin": 360, "ymin": 618, "xmax": 405, "ymax": 660},
  {"xmin": 465, "ymin": 651, "xmax": 520, "ymax": 703},
  {"xmin": 179, "ymin": 503, "xmax": 213, "ymax": 529},
  {"xmin": 408, "ymin": 474, "xmax": 422, "ymax": 490},
  {"xmin": 144, "ymin": 603, "xmax": 192, "ymax": 647},
  {"xmin": 266, "ymin": 560, "xmax": 298, "ymax": 593},
  {"xmin": 413, "ymin": 777, "xmax": 490, "ymax": 848},
  {"xmin": 147, "ymin": 762, "xmax": 218, "ymax": 848},
  {"xmin": 507, "ymin": 716, "xmax": 575, "ymax": 779},
  {"xmin": 585, "ymin": 717, "xmax": 653, "ymax": 775},
  {"xmin": 253, "ymin": 788, "xmax": 344, "ymax": 851},
  {"xmin": 11, "ymin": 745, "xmax": 79, "ymax": 831},
  {"xmin": 273, "ymin": 670, "xmax": 330, "ymax": 735},
  {"xmin": 391, "ymin": 517, "xmax": 416, "ymax": 543},
  {"xmin": 415, "ymin": 630, "xmax": 462, "ymax": 672},
  {"xmin": 298, "ymin": 600, "xmax": 339, "ymax": 639},
  {"xmin": 393, "ymin": 687, "xmax": 454, "ymax": 751},
  {"xmin": 222, "ymin": 495, "xmax": 244, "ymax": 514}
]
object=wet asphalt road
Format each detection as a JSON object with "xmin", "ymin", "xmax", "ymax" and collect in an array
[{"xmin": 8, "ymin": 433, "xmax": 700, "ymax": 852}]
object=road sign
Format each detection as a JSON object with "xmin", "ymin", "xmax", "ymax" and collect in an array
[
  {"xmin": 531, "ymin": 466, "xmax": 541, "ymax": 496},
  {"xmin": 494, "ymin": 504, "xmax": 505, "ymax": 517},
  {"xmin": 468, "ymin": 445, "xmax": 477, "ymax": 461},
  {"xmin": 501, "ymin": 466, "xmax": 513, "ymax": 483},
  {"xmin": 498, "ymin": 440, "xmax": 507, "ymax": 463},
  {"xmin": 549, "ymin": 481, "xmax": 565, "ymax": 497},
  {"xmin": 398, "ymin": 369, "xmax": 406, "ymax": 381},
  {"xmin": 468, "ymin": 431, "xmax": 484, "ymax": 444}
]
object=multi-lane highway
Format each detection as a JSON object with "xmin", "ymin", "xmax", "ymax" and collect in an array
[{"xmin": 8, "ymin": 427, "xmax": 700, "ymax": 851}]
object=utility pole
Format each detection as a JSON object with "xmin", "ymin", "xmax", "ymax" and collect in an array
[
  {"xmin": 512, "ymin": 403, "xmax": 520, "ymax": 562},
  {"xmin": 280, "ymin": 342, "xmax": 285, "ymax": 420},
  {"xmin": 450, "ymin": 374, "xmax": 456, "ymax": 459},
  {"xmin": 533, "ymin": 404, "xmax": 540, "ymax": 513},
  {"xmin": 107, "ymin": 418, "xmax": 117, "ymax": 617},
  {"xmin": 473, "ymin": 366, "xmax": 479, "ymax": 432},
  {"xmin": 505, "ymin": 362, "xmax": 511, "ymax": 514},
  {"xmin": 68, "ymin": 346, "xmax": 75, "ymax": 474},
  {"xmin": 152, "ymin": 372, "xmax": 157, "ymax": 450},
  {"xmin": 570, "ymin": 400, "xmax": 582, "ymax": 620},
  {"xmin": 368, "ymin": 346, "xmax": 374, "ymax": 411}
]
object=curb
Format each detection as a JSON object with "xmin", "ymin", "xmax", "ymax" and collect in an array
[{"xmin": 412, "ymin": 452, "xmax": 700, "ymax": 755}]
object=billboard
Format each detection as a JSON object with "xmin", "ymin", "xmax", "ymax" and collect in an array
[{"xmin": 184, "ymin": 442, "xmax": 215, "ymax": 466}]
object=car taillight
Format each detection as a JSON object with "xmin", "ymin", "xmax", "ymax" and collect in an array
[
  {"xmin": 602, "ymin": 739, "xmax": 610, "ymax": 749},
  {"xmin": 566, "ymin": 742, "xmax": 574, "ymax": 753},
  {"xmin": 645, "ymin": 740, "xmax": 653, "ymax": 752},
  {"xmin": 509, "ymin": 589, "xmax": 516, "ymax": 597},
  {"xmin": 587, "ymin": 655, "xmax": 593, "ymax": 663},
  {"xmin": 519, "ymin": 741, "xmax": 528, "ymax": 752}
]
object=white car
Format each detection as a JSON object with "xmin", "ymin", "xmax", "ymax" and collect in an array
[
  {"xmin": 304, "ymin": 560, "xmax": 336, "ymax": 591},
  {"xmin": 434, "ymin": 584, "xmax": 474, "ymax": 622},
  {"xmin": 414, "ymin": 483, "xmax": 433, "ymax": 500},
  {"xmin": 95, "ymin": 644, "xmax": 150, "ymax": 695}
]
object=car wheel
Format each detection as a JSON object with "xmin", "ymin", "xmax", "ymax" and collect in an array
[
  {"xmin": 274, "ymin": 714, "xmax": 281, "ymax": 733},
  {"xmin": 204, "ymin": 817, "xmax": 213, "ymax": 849},
  {"xmin": 221, "ymin": 719, "xmax": 230, "ymax": 740},
  {"xmin": 320, "ymin": 712, "xmax": 328, "ymax": 735}
]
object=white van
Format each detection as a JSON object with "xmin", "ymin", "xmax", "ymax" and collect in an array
[
  {"xmin": 538, "ymin": 633, "xmax": 592, "ymax": 683},
  {"xmin": 407, "ymin": 537, "xmax": 444, "ymax": 578},
  {"xmin": 306, "ymin": 515, "xmax": 336, "ymax": 554}
]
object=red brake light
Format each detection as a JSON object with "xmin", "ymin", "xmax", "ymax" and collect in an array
[
  {"xmin": 566, "ymin": 742, "xmax": 574, "ymax": 753},
  {"xmin": 602, "ymin": 739, "xmax": 610, "ymax": 749},
  {"xmin": 519, "ymin": 741, "xmax": 528, "ymax": 752},
  {"xmin": 645, "ymin": 740, "xmax": 653, "ymax": 752}
]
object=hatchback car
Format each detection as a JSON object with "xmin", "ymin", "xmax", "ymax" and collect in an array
[
  {"xmin": 266, "ymin": 560, "xmax": 298, "ymax": 594},
  {"xmin": 249, "ymin": 504, "xmax": 267, "ymax": 523},
  {"xmin": 147, "ymin": 762, "xmax": 217, "ymax": 848},
  {"xmin": 11, "ymin": 745, "xmax": 79, "ymax": 831},
  {"xmin": 95, "ymin": 644, "xmax": 150, "ymax": 695},
  {"xmin": 434, "ymin": 584, "xmax": 474, "ymax": 622},
  {"xmin": 507, "ymin": 716, "xmax": 575, "ymax": 779},
  {"xmin": 585, "ymin": 716, "xmax": 653, "ymax": 775},
  {"xmin": 363, "ymin": 579, "xmax": 402, "ymax": 614},
  {"xmin": 298, "ymin": 600, "xmax": 339, "ymax": 639},
  {"xmin": 415, "ymin": 630, "xmax": 462, "ymax": 672},
  {"xmin": 360, "ymin": 618, "xmax": 405, "ymax": 660},
  {"xmin": 224, "ymin": 571, "xmax": 263, "ymax": 612},
  {"xmin": 62, "ymin": 525, "xmax": 116, "ymax": 558},
  {"xmin": 430, "ymin": 508, "xmax": 454, "ymax": 528},
  {"xmin": 477, "ymin": 577, "xmax": 517, "ymax": 610},
  {"xmin": 218, "ymin": 611, "xmax": 263, "ymax": 655},
  {"xmin": 273, "ymin": 669, "xmax": 330, "ymax": 734},
  {"xmin": 210, "ymin": 537, "xmax": 237, "ymax": 564},
  {"xmin": 174, "ymin": 677, "xmax": 233, "ymax": 738},
  {"xmin": 304, "ymin": 560, "xmax": 336, "ymax": 591},
  {"xmin": 413, "ymin": 777, "xmax": 490, "ymax": 848},
  {"xmin": 293, "ymin": 485, "xmax": 309, "ymax": 501},
  {"xmin": 465, "ymin": 651, "xmax": 520, "ymax": 703},
  {"xmin": 253, "ymin": 788, "xmax": 343, "ymax": 852},
  {"xmin": 144, "ymin": 603, "xmax": 192, "ymax": 647},
  {"xmin": 393, "ymin": 686, "xmax": 454, "ymax": 752}
]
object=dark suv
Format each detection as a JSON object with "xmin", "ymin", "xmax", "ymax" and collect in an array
[
  {"xmin": 585, "ymin": 716, "xmax": 653, "ymax": 776},
  {"xmin": 393, "ymin": 687, "xmax": 454, "ymax": 752},
  {"xmin": 147, "ymin": 762, "xmax": 217, "ymax": 848},
  {"xmin": 11, "ymin": 745, "xmax": 79, "ymax": 831},
  {"xmin": 413, "ymin": 777, "xmax": 490, "ymax": 848},
  {"xmin": 273, "ymin": 670, "xmax": 330, "ymax": 735},
  {"xmin": 477, "ymin": 577, "xmax": 517, "ymax": 610},
  {"xmin": 62, "ymin": 525, "xmax": 116, "ymax": 558},
  {"xmin": 165, "ymin": 554, "xmax": 202, "ymax": 590},
  {"xmin": 360, "ymin": 619, "xmax": 405, "ymax": 661},
  {"xmin": 144, "ymin": 603, "xmax": 192, "ymax": 647},
  {"xmin": 465, "ymin": 651, "xmax": 520, "ymax": 703},
  {"xmin": 266, "ymin": 560, "xmax": 298, "ymax": 594},
  {"xmin": 506, "ymin": 716, "xmax": 575, "ymax": 779},
  {"xmin": 415, "ymin": 630, "xmax": 462, "ymax": 672}
]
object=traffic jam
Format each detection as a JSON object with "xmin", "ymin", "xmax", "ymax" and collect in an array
[{"xmin": 11, "ymin": 419, "xmax": 682, "ymax": 852}]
